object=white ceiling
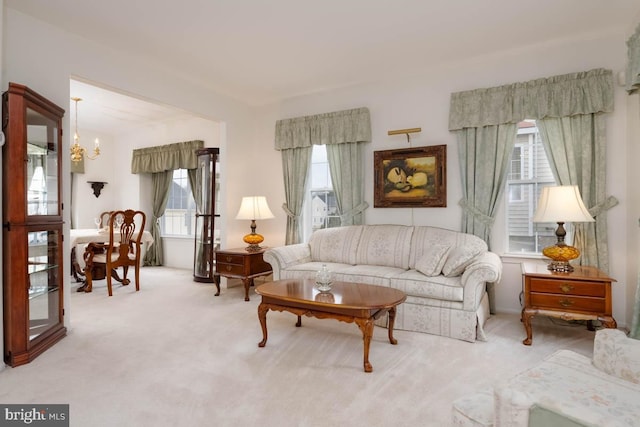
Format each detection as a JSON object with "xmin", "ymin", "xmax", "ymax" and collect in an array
[
  {"xmin": 7, "ymin": 0, "xmax": 640, "ymax": 134},
  {"xmin": 68, "ymin": 79, "xmax": 195, "ymax": 135}
]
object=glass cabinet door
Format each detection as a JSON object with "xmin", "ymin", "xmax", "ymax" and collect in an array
[
  {"xmin": 193, "ymin": 148, "xmax": 220, "ymax": 282},
  {"xmin": 28, "ymin": 228, "xmax": 62, "ymax": 340},
  {"xmin": 26, "ymin": 107, "xmax": 60, "ymax": 217}
]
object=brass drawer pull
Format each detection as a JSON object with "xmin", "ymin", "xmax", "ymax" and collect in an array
[
  {"xmin": 225, "ymin": 265, "xmax": 232, "ymax": 271},
  {"xmin": 560, "ymin": 284, "xmax": 574, "ymax": 293},
  {"xmin": 559, "ymin": 299, "xmax": 574, "ymax": 307},
  {"xmin": 225, "ymin": 256, "xmax": 233, "ymax": 262}
]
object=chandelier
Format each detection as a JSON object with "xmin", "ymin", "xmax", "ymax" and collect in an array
[{"xmin": 70, "ymin": 97, "xmax": 100, "ymax": 163}]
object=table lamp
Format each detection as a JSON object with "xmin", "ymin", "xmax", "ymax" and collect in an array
[
  {"xmin": 532, "ymin": 185, "xmax": 595, "ymax": 272},
  {"xmin": 235, "ymin": 196, "xmax": 274, "ymax": 252}
]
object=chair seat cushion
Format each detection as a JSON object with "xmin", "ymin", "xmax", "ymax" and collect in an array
[{"xmin": 93, "ymin": 252, "xmax": 136, "ymax": 263}]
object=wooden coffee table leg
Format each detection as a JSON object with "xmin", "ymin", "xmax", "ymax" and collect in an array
[
  {"xmin": 388, "ymin": 306, "xmax": 398, "ymax": 345},
  {"xmin": 296, "ymin": 316, "xmax": 302, "ymax": 327},
  {"xmin": 258, "ymin": 303, "xmax": 269, "ymax": 347},
  {"xmin": 356, "ymin": 318, "xmax": 374, "ymax": 373}
]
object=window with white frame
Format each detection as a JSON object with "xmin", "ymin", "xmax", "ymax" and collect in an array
[
  {"xmin": 161, "ymin": 169, "xmax": 196, "ymax": 237},
  {"xmin": 505, "ymin": 121, "xmax": 557, "ymax": 254},
  {"xmin": 302, "ymin": 145, "xmax": 340, "ymax": 242}
]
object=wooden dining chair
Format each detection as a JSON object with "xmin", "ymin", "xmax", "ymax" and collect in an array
[
  {"xmin": 84, "ymin": 209, "xmax": 146, "ymax": 296},
  {"xmin": 98, "ymin": 210, "xmax": 114, "ymax": 228}
]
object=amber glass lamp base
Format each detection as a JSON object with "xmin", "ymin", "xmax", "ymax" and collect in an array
[
  {"xmin": 542, "ymin": 244, "xmax": 580, "ymax": 272},
  {"xmin": 243, "ymin": 232, "xmax": 264, "ymax": 252}
]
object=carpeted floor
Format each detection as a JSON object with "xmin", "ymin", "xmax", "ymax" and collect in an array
[{"xmin": 0, "ymin": 267, "xmax": 598, "ymax": 427}]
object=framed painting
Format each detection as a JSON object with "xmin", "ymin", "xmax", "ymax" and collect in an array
[{"xmin": 374, "ymin": 145, "xmax": 446, "ymax": 208}]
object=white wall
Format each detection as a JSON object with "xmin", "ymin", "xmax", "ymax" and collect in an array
[
  {"xmin": 1, "ymin": 8, "xmax": 254, "ymax": 334},
  {"xmin": 253, "ymin": 29, "xmax": 633, "ymax": 325}
]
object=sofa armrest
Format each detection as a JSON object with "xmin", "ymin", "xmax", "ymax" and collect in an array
[
  {"xmin": 460, "ymin": 252, "xmax": 502, "ymax": 310},
  {"xmin": 593, "ymin": 328, "xmax": 640, "ymax": 384},
  {"xmin": 263, "ymin": 244, "xmax": 311, "ymax": 280}
]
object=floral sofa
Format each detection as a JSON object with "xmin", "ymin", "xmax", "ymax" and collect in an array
[
  {"xmin": 452, "ymin": 328, "xmax": 640, "ymax": 426},
  {"xmin": 263, "ymin": 224, "xmax": 502, "ymax": 342}
]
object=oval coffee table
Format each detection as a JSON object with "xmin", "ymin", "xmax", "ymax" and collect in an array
[{"xmin": 255, "ymin": 279, "xmax": 407, "ymax": 372}]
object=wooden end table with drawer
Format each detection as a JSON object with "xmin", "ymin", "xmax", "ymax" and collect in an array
[
  {"xmin": 214, "ymin": 248, "xmax": 272, "ymax": 301},
  {"xmin": 521, "ymin": 262, "xmax": 617, "ymax": 346}
]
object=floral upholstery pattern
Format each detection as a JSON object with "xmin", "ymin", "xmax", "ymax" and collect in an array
[
  {"xmin": 593, "ymin": 329, "xmax": 640, "ymax": 384},
  {"xmin": 355, "ymin": 224, "xmax": 413, "ymax": 269},
  {"xmin": 453, "ymin": 329, "xmax": 640, "ymax": 426},
  {"xmin": 264, "ymin": 225, "xmax": 502, "ymax": 342}
]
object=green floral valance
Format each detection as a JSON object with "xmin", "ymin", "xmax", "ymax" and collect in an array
[
  {"xmin": 131, "ymin": 140, "xmax": 204, "ymax": 174},
  {"xmin": 449, "ymin": 68, "xmax": 614, "ymax": 130},
  {"xmin": 627, "ymin": 23, "xmax": 640, "ymax": 93},
  {"xmin": 275, "ymin": 107, "xmax": 371, "ymax": 150}
]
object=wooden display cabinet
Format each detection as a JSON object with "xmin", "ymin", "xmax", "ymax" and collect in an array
[
  {"xmin": 2, "ymin": 82, "xmax": 66, "ymax": 367},
  {"xmin": 193, "ymin": 147, "xmax": 220, "ymax": 283}
]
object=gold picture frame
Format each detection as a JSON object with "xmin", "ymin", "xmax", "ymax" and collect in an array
[{"xmin": 374, "ymin": 145, "xmax": 447, "ymax": 208}]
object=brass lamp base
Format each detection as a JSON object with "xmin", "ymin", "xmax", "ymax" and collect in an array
[{"xmin": 243, "ymin": 232, "xmax": 264, "ymax": 252}]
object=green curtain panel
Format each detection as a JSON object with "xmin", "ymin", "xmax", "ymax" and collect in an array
[
  {"xmin": 627, "ymin": 23, "xmax": 640, "ymax": 93},
  {"xmin": 280, "ymin": 147, "xmax": 312, "ymax": 245},
  {"xmin": 537, "ymin": 114, "xmax": 618, "ymax": 272},
  {"xmin": 131, "ymin": 140, "xmax": 204, "ymax": 174},
  {"xmin": 456, "ymin": 124, "xmax": 516, "ymax": 247},
  {"xmin": 327, "ymin": 142, "xmax": 368, "ymax": 226},
  {"xmin": 275, "ymin": 107, "xmax": 371, "ymax": 244},
  {"xmin": 143, "ymin": 170, "xmax": 172, "ymax": 266}
]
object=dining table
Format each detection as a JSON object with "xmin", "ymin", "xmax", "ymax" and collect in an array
[{"xmin": 70, "ymin": 228, "xmax": 154, "ymax": 292}]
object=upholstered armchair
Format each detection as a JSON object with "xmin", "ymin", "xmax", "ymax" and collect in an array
[{"xmin": 452, "ymin": 328, "xmax": 640, "ymax": 426}]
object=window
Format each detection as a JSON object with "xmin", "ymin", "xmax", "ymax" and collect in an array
[
  {"xmin": 161, "ymin": 169, "xmax": 196, "ymax": 237},
  {"xmin": 505, "ymin": 121, "xmax": 557, "ymax": 253},
  {"xmin": 302, "ymin": 145, "xmax": 340, "ymax": 241}
]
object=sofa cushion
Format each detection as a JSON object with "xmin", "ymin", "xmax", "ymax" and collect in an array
[
  {"xmin": 390, "ymin": 269, "xmax": 464, "ymax": 301},
  {"xmin": 309, "ymin": 225, "xmax": 363, "ymax": 265},
  {"xmin": 442, "ymin": 239, "xmax": 488, "ymax": 277},
  {"xmin": 409, "ymin": 226, "xmax": 462, "ymax": 269},
  {"xmin": 415, "ymin": 244, "xmax": 451, "ymax": 276},
  {"xmin": 356, "ymin": 224, "xmax": 413, "ymax": 269},
  {"xmin": 333, "ymin": 264, "xmax": 405, "ymax": 287}
]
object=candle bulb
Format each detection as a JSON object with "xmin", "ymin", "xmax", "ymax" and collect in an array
[{"xmin": 94, "ymin": 138, "xmax": 100, "ymax": 149}]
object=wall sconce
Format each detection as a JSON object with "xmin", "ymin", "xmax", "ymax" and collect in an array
[{"xmin": 87, "ymin": 181, "xmax": 107, "ymax": 198}]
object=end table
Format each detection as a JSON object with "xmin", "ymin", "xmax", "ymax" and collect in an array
[
  {"xmin": 521, "ymin": 262, "xmax": 617, "ymax": 345},
  {"xmin": 214, "ymin": 248, "xmax": 272, "ymax": 301}
]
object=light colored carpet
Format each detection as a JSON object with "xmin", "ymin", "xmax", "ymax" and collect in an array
[{"xmin": 0, "ymin": 267, "xmax": 598, "ymax": 427}]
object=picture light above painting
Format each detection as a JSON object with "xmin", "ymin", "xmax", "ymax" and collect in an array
[{"xmin": 374, "ymin": 145, "xmax": 447, "ymax": 208}]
